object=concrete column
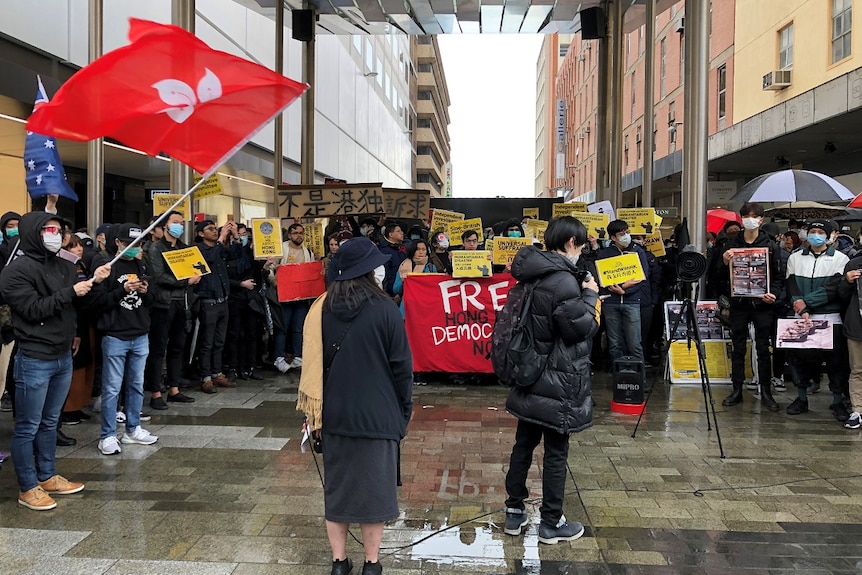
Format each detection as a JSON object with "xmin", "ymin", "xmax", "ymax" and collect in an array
[
  {"xmin": 683, "ymin": 0, "xmax": 708, "ymax": 250},
  {"xmin": 609, "ymin": 0, "xmax": 625, "ymax": 207},
  {"xmin": 86, "ymin": 0, "xmax": 104, "ymax": 233},
  {"xmin": 300, "ymin": 5, "xmax": 316, "ymax": 185},
  {"xmin": 641, "ymin": 0, "xmax": 655, "ymax": 207},
  {"xmin": 274, "ymin": 1, "xmax": 285, "ymax": 213},
  {"xmin": 595, "ymin": 36, "xmax": 609, "ymax": 202},
  {"xmin": 172, "ymin": 0, "xmax": 195, "ymax": 239}
]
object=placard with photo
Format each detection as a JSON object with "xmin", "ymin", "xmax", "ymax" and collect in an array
[{"xmin": 729, "ymin": 247, "xmax": 770, "ymax": 298}]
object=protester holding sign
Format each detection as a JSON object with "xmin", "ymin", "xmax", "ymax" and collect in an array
[
  {"xmin": 597, "ymin": 220, "xmax": 649, "ymax": 362},
  {"xmin": 503, "ymin": 216, "xmax": 599, "ymax": 545}
]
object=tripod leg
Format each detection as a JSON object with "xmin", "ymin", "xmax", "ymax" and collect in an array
[{"xmin": 696, "ymin": 341, "xmax": 727, "ymax": 458}]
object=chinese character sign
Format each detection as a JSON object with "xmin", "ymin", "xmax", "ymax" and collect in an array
[{"xmin": 276, "ymin": 183, "xmax": 429, "ymax": 220}]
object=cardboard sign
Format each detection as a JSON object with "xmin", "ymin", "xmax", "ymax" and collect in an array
[
  {"xmin": 552, "ymin": 202, "xmax": 588, "ymax": 219},
  {"xmin": 192, "ymin": 174, "xmax": 223, "ymax": 199},
  {"xmin": 162, "ymin": 246, "xmax": 210, "ymax": 281},
  {"xmin": 524, "ymin": 220, "xmax": 548, "ymax": 244},
  {"xmin": 587, "ymin": 200, "xmax": 615, "ymax": 221},
  {"xmin": 644, "ymin": 231, "xmax": 666, "ymax": 257},
  {"xmin": 251, "ymin": 218, "xmax": 283, "ymax": 260},
  {"xmin": 153, "ymin": 193, "xmax": 190, "ymax": 219},
  {"xmin": 276, "ymin": 183, "xmax": 429, "ymax": 220},
  {"xmin": 617, "ymin": 208, "xmax": 658, "ymax": 235},
  {"xmin": 572, "ymin": 212, "xmax": 610, "ymax": 241},
  {"xmin": 430, "ymin": 209, "xmax": 465, "ymax": 232},
  {"xmin": 451, "ymin": 251, "xmax": 493, "ymax": 278},
  {"xmin": 595, "ymin": 252, "xmax": 646, "ymax": 287},
  {"xmin": 447, "ymin": 218, "xmax": 484, "ymax": 246},
  {"xmin": 729, "ymin": 247, "xmax": 770, "ymax": 298},
  {"xmin": 522, "ymin": 207, "xmax": 539, "ymax": 219},
  {"xmin": 403, "ymin": 274, "xmax": 515, "ymax": 373},
  {"xmin": 491, "ymin": 237, "xmax": 531, "ymax": 265},
  {"xmin": 303, "ymin": 222, "xmax": 326, "ymax": 259},
  {"xmin": 276, "ymin": 262, "xmax": 326, "ymax": 302}
]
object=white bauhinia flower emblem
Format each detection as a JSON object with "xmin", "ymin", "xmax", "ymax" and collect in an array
[{"xmin": 152, "ymin": 68, "xmax": 223, "ymax": 124}]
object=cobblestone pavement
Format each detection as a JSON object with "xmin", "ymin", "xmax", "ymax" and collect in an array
[{"xmin": 1, "ymin": 368, "xmax": 861, "ymax": 574}]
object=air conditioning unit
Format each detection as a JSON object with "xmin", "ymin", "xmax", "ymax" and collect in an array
[
  {"xmin": 675, "ymin": 18, "xmax": 684, "ymax": 33},
  {"xmin": 762, "ymin": 69, "xmax": 792, "ymax": 91},
  {"xmin": 577, "ymin": 132, "xmax": 585, "ymax": 140},
  {"xmin": 635, "ymin": 131, "xmax": 642, "ymax": 142},
  {"xmin": 578, "ymin": 52, "xmax": 585, "ymax": 61}
]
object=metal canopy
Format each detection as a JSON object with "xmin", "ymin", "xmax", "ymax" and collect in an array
[{"xmin": 232, "ymin": 0, "xmax": 638, "ymax": 35}]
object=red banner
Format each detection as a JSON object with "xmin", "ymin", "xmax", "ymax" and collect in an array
[
  {"xmin": 403, "ymin": 274, "xmax": 515, "ymax": 373},
  {"xmin": 277, "ymin": 262, "xmax": 325, "ymax": 302}
]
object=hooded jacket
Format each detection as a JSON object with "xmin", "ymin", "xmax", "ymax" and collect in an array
[
  {"xmin": 0, "ymin": 211, "xmax": 22, "ymax": 268},
  {"xmin": 505, "ymin": 247, "xmax": 600, "ymax": 435},
  {"xmin": 840, "ymin": 256, "xmax": 862, "ymax": 341},
  {"xmin": 0, "ymin": 212, "xmax": 81, "ymax": 359}
]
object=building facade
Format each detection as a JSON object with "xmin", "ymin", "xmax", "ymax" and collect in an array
[
  {"xmin": 412, "ymin": 35, "xmax": 452, "ymax": 199},
  {"xmin": 534, "ymin": 33, "xmax": 572, "ymax": 198}
]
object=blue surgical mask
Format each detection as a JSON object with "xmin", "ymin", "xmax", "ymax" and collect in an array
[
  {"xmin": 123, "ymin": 247, "xmax": 142, "ymax": 259},
  {"xmin": 167, "ymin": 223, "xmax": 184, "ymax": 239},
  {"xmin": 240, "ymin": 236, "xmax": 249, "ymax": 247},
  {"xmin": 6, "ymin": 227, "xmax": 18, "ymax": 238},
  {"xmin": 507, "ymin": 230, "xmax": 522, "ymax": 238},
  {"xmin": 618, "ymin": 233, "xmax": 632, "ymax": 248},
  {"xmin": 807, "ymin": 233, "xmax": 826, "ymax": 247}
]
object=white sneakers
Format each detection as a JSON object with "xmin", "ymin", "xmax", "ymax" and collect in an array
[
  {"xmin": 99, "ymin": 427, "xmax": 159, "ymax": 455},
  {"xmin": 274, "ymin": 357, "xmax": 302, "ymax": 373},
  {"xmin": 121, "ymin": 426, "xmax": 159, "ymax": 445},
  {"xmin": 290, "ymin": 357, "xmax": 303, "ymax": 369}
]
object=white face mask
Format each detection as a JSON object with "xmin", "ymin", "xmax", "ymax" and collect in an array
[
  {"xmin": 742, "ymin": 217, "xmax": 761, "ymax": 231},
  {"xmin": 798, "ymin": 229, "xmax": 808, "ymax": 242},
  {"xmin": 437, "ymin": 239, "xmax": 449, "ymax": 250},
  {"xmin": 373, "ymin": 264, "xmax": 385, "ymax": 288},
  {"xmin": 43, "ymin": 232, "xmax": 63, "ymax": 253},
  {"xmin": 360, "ymin": 227, "xmax": 372, "ymax": 237}
]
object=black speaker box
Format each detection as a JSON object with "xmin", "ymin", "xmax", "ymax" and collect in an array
[
  {"xmin": 612, "ymin": 356, "xmax": 645, "ymax": 405},
  {"xmin": 580, "ymin": 6, "xmax": 606, "ymax": 40},
  {"xmin": 292, "ymin": 9, "xmax": 314, "ymax": 42}
]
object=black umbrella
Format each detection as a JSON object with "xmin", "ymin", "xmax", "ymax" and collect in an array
[{"xmin": 734, "ymin": 169, "xmax": 855, "ymax": 204}]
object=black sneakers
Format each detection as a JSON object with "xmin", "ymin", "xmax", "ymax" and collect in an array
[
  {"xmin": 786, "ymin": 397, "xmax": 809, "ymax": 415},
  {"xmin": 504, "ymin": 508, "xmax": 529, "ymax": 535},
  {"xmin": 150, "ymin": 396, "xmax": 168, "ymax": 410},
  {"xmin": 167, "ymin": 392, "xmax": 195, "ymax": 403},
  {"xmin": 537, "ymin": 518, "xmax": 585, "ymax": 545}
]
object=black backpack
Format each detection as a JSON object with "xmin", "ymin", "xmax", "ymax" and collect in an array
[{"xmin": 491, "ymin": 281, "xmax": 546, "ymax": 387}]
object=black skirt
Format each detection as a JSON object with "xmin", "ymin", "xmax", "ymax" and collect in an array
[{"xmin": 322, "ymin": 433, "xmax": 399, "ymax": 523}]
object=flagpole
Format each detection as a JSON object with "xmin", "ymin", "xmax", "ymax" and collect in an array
[{"xmin": 105, "ymin": 174, "xmax": 209, "ymax": 268}]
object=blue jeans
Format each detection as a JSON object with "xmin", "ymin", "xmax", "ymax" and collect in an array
[
  {"xmin": 101, "ymin": 335, "xmax": 148, "ymax": 439},
  {"xmin": 603, "ymin": 303, "xmax": 644, "ymax": 362},
  {"xmin": 11, "ymin": 351, "xmax": 73, "ymax": 492},
  {"xmin": 273, "ymin": 300, "xmax": 310, "ymax": 359}
]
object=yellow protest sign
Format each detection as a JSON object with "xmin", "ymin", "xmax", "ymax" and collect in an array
[
  {"xmin": 251, "ymin": 218, "xmax": 283, "ymax": 259},
  {"xmin": 595, "ymin": 252, "xmax": 646, "ymax": 287},
  {"xmin": 571, "ymin": 212, "xmax": 610, "ymax": 241},
  {"xmin": 524, "ymin": 220, "xmax": 548, "ymax": 245},
  {"xmin": 617, "ymin": 208, "xmax": 658, "ymax": 235},
  {"xmin": 162, "ymin": 246, "xmax": 210, "ymax": 281},
  {"xmin": 447, "ymin": 218, "xmax": 484, "ymax": 246},
  {"xmin": 492, "ymin": 237, "xmax": 531, "ymax": 265},
  {"xmin": 451, "ymin": 251, "xmax": 493, "ymax": 278},
  {"xmin": 644, "ymin": 231, "xmax": 666, "ymax": 257},
  {"xmin": 192, "ymin": 174, "xmax": 223, "ymax": 199},
  {"xmin": 430, "ymin": 209, "xmax": 465, "ymax": 232},
  {"xmin": 153, "ymin": 193, "xmax": 190, "ymax": 219},
  {"xmin": 303, "ymin": 222, "xmax": 325, "ymax": 259},
  {"xmin": 552, "ymin": 202, "xmax": 587, "ymax": 219},
  {"xmin": 522, "ymin": 207, "xmax": 539, "ymax": 219}
]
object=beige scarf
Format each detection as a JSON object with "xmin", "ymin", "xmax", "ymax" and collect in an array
[{"xmin": 296, "ymin": 294, "xmax": 326, "ymax": 430}]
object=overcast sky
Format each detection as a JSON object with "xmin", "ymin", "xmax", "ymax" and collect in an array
[{"xmin": 438, "ymin": 35, "xmax": 544, "ymax": 198}]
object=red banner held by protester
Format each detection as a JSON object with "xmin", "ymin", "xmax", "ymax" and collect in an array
[
  {"xmin": 277, "ymin": 262, "xmax": 325, "ymax": 302},
  {"xmin": 403, "ymin": 274, "xmax": 515, "ymax": 373}
]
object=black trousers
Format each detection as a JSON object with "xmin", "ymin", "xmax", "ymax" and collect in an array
[
  {"xmin": 787, "ymin": 324, "xmax": 849, "ymax": 396},
  {"xmin": 145, "ymin": 300, "xmax": 188, "ymax": 391},
  {"xmin": 505, "ymin": 418, "xmax": 570, "ymax": 526},
  {"xmin": 225, "ymin": 299, "xmax": 258, "ymax": 373},
  {"xmin": 198, "ymin": 300, "xmax": 228, "ymax": 378},
  {"xmin": 729, "ymin": 306, "xmax": 773, "ymax": 387}
]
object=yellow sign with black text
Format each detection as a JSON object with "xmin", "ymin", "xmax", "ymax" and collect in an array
[
  {"xmin": 617, "ymin": 208, "xmax": 658, "ymax": 236},
  {"xmin": 162, "ymin": 246, "xmax": 210, "ymax": 281},
  {"xmin": 522, "ymin": 207, "xmax": 539, "ymax": 219},
  {"xmin": 447, "ymin": 218, "xmax": 484, "ymax": 246},
  {"xmin": 452, "ymin": 251, "xmax": 493, "ymax": 278},
  {"xmin": 303, "ymin": 222, "xmax": 325, "ymax": 259},
  {"xmin": 571, "ymin": 212, "xmax": 610, "ymax": 241},
  {"xmin": 524, "ymin": 220, "xmax": 548, "ymax": 245},
  {"xmin": 491, "ymin": 237, "xmax": 531, "ymax": 265},
  {"xmin": 552, "ymin": 202, "xmax": 588, "ymax": 219},
  {"xmin": 595, "ymin": 252, "xmax": 646, "ymax": 287},
  {"xmin": 251, "ymin": 218, "xmax": 283, "ymax": 259},
  {"xmin": 192, "ymin": 174, "xmax": 224, "ymax": 199},
  {"xmin": 644, "ymin": 231, "xmax": 666, "ymax": 257},
  {"xmin": 152, "ymin": 194, "xmax": 190, "ymax": 220},
  {"xmin": 430, "ymin": 209, "xmax": 465, "ymax": 232}
]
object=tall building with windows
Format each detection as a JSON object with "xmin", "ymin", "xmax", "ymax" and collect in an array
[
  {"xmin": 412, "ymin": 35, "xmax": 452, "ymax": 198},
  {"xmin": 535, "ymin": 34, "xmax": 573, "ymax": 198}
]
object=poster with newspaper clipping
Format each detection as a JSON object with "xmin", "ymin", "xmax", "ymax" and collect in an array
[{"xmin": 729, "ymin": 247, "xmax": 769, "ymax": 297}]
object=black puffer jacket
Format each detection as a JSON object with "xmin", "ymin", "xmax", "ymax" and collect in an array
[
  {"xmin": 505, "ymin": 247, "xmax": 600, "ymax": 435},
  {"xmin": 0, "ymin": 212, "xmax": 80, "ymax": 359}
]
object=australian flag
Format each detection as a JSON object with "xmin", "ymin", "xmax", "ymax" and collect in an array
[{"xmin": 23, "ymin": 77, "xmax": 78, "ymax": 201}]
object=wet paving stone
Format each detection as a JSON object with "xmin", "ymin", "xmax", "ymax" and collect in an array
[{"xmin": 2, "ymin": 369, "xmax": 862, "ymax": 573}]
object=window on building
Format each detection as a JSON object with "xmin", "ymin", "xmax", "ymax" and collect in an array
[
  {"xmin": 625, "ymin": 34, "xmax": 630, "ymax": 67},
  {"xmin": 668, "ymin": 101, "xmax": 677, "ymax": 145},
  {"xmin": 624, "ymin": 135, "xmax": 629, "ymax": 169},
  {"xmin": 418, "ymin": 36, "xmax": 432, "ymax": 45},
  {"xmin": 560, "ymin": 44, "xmax": 569, "ymax": 57},
  {"xmin": 631, "ymin": 70, "xmax": 637, "ymax": 122},
  {"xmin": 779, "ymin": 24, "xmax": 794, "ymax": 69},
  {"xmin": 376, "ymin": 58, "xmax": 383, "ymax": 85},
  {"xmin": 418, "ymin": 91, "xmax": 432, "ymax": 100},
  {"xmin": 417, "ymin": 118, "xmax": 431, "ymax": 128},
  {"xmin": 639, "ymin": 25, "xmax": 644, "ymax": 54},
  {"xmin": 718, "ymin": 64, "xmax": 727, "ymax": 120},
  {"xmin": 365, "ymin": 39, "xmax": 373, "ymax": 72},
  {"xmin": 385, "ymin": 73, "xmax": 392, "ymax": 102},
  {"xmin": 417, "ymin": 174, "xmax": 432, "ymax": 183},
  {"xmin": 636, "ymin": 126, "xmax": 642, "ymax": 162},
  {"xmin": 680, "ymin": 32, "xmax": 685, "ymax": 84},
  {"xmin": 653, "ymin": 113, "xmax": 657, "ymax": 153},
  {"xmin": 418, "ymin": 63, "xmax": 432, "ymax": 73},
  {"xmin": 352, "ymin": 35, "xmax": 362, "ymax": 53},
  {"xmin": 833, "ymin": 0, "xmax": 851, "ymax": 63},
  {"xmin": 660, "ymin": 37, "xmax": 667, "ymax": 99}
]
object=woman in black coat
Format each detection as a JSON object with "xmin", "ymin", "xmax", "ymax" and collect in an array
[{"xmin": 502, "ymin": 216, "xmax": 600, "ymax": 545}]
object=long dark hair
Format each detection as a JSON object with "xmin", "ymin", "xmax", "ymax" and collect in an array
[
  {"xmin": 406, "ymin": 239, "xmax": 431, "ymax": 261},
  {"xmin": 323, "ymin": 271, "xmax": 388, "ymax": 313}
]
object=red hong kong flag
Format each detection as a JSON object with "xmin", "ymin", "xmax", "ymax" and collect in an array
[{"xmin": 27, "ymin": 18, "xmax": 308, "ymax": 177}]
